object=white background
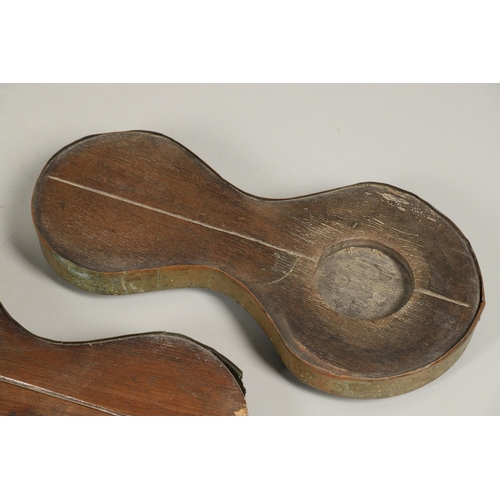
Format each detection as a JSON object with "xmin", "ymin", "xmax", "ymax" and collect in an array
[{"xmin": 1, "ymin": 83, "xmax": 498, "ymax": 415}]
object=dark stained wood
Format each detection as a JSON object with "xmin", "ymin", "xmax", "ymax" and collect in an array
[
  {"xmin": 31, "ymin": 131, "xmax": 485, "ymax": 398},
  {"xmin": 0, "ymin": 381, "xmax": 107, "ymax": 416},
  {"xmin": 0, "ymin": 304, "xmax": 247, "ymax": 415}
]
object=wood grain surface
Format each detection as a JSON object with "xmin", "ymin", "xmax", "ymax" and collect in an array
[
  {"xmin": 32, "ymin": 131, "xmax": 485, "ymax": 398},
  {"xmin": 0, "ymin": 304, "xmax": 247, "ymax": 415}
]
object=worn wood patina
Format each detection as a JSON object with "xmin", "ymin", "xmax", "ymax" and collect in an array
[
  {"xmin": 0, "ymin": 304, "xmax": 247, "ymax": 415},
  {"xmin": 32, "ymin": 131, "xmax": 485, "ymax": 398}
]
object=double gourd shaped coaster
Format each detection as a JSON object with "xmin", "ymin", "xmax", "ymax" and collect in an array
[
  {"xmin": 0, "ymin": 304, "xmax": 247, "ymax": 416},
  {"xmin": 32, "ymin": 131, "xmax": 484, "ymax": 398}
]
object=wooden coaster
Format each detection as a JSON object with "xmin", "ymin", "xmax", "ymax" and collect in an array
[
  {"xmin": 32, "ymin": 131, "xmax": 485, "ymax": 398},
  {"xmin": 0, "ymin": 304, "xmax": 247, "ymax": 415}
]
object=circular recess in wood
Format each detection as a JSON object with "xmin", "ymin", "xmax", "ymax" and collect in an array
[{"xmin": 315, "ymin": 242, "xmax": 413, "ymax": 320}]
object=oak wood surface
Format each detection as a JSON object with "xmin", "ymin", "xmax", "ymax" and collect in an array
[
  {"xmin": 32, "ymin": 131, "xmax": 485, "ymax": 398},
  {"xmin": 0, "ymin": 304, "xmax": 247, "ymax": 416}
]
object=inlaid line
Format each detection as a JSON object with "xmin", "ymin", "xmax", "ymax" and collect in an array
[
  {"xmin": 414, "ymin": 288, "xmax": 470, "ymax": 308},
  {"xmin": 48, "ymin": 176, "xmax": 315, "ymax": 262},
  {"xmin": 0, "ymin": 375, "xmax": 122, "ymax": 415}
]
